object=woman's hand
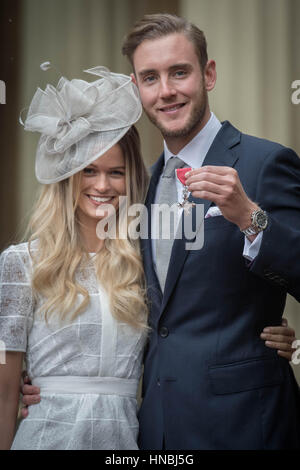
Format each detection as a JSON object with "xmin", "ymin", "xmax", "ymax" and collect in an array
[{"xmin": 261, "ymin": 317, "xmax": 296, "ymax": 360}]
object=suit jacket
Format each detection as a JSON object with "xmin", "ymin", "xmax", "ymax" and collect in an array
[{"xmin": 138, "ymin": 121, "xmax": 300, "ymax": 450}]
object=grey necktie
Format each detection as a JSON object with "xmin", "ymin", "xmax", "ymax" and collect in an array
[{"xmin": 155, "ymin": 156, "xmax": 186, "ymax": 291}]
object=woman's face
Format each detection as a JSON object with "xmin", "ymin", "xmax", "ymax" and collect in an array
[{"xmin": 77, "ymin": 144, "xmax": 126, "ymax": 227}]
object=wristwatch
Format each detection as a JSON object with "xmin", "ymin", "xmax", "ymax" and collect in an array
[{"xmin": 241, "ymin": 208, "xmax": 268, "ymax": 236}]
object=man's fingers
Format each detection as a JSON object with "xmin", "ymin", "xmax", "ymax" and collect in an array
[
  {"xmin": 186, "ymin": 172, "xmax": 233, "ymax": 189},
  {"xmin": 189, "ymin": 181, "xmax": 224, "ymax": 196},
  {"xmin": 281, "ymin": 317, "xmax": 288, "ymax": 327},
  {"xmin": 21, "ymin": 394, "xmax": 41, "ymax": 406},
  {"xmin": 21, "ymin": 406, "xmax": 29, "ymax": 419},
  {"xmin": 22, "ymin": 384, "xmax": 40, "ymax": 395},
  {"xmin": 186, "ymin": 166, "xmax": 233, "ymax": 177}
]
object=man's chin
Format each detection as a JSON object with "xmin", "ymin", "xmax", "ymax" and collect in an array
[
  {"xmin": 159, "ymin": 110, "xmax": 207, "ymax": 139},
  {"xmin": 153, "ymin": 119, "xmax": 190, "ymax": 138},
  {"xmin": 160, "ymin": 124, "xmax": 196, "ymax": 138},
  {"xmin": 147, "ymin": 112, "xmax": 202, "ymax": 139}
]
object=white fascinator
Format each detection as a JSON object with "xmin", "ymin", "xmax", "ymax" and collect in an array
[{"xmin": 22, "ymin": 66, "xmax": 142, "ymax": 184}]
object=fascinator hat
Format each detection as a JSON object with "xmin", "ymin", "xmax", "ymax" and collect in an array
[{"xmin": 22, "ymin": 66, "xmax": 142, "ymax": 184}]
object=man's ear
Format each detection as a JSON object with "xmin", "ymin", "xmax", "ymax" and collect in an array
[
  {"xmin": 131, "ymin": 73, "xmax": 137, "ymax": 85},
  {"xmin": 204, "ymin": 60, "xmax": 217, "ymax": 92}
]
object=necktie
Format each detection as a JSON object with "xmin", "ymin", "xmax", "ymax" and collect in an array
[{"xmin": 155, "ymin": 156, "xmax": 185, "ymax": 291}]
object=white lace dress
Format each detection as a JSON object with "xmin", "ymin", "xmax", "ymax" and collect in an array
[{"xmin": 0, "ymin": 243, "xmax": 147, "ymax": 450}]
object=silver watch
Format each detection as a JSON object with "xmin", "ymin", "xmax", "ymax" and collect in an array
[{"xmin": 242, "ymin": 208, "xmax": 268, "ymax": 236}]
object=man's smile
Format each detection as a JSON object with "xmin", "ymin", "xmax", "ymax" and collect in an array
[{"xmin": 158, "ymin": 103, "xmax": 186, "ymax": 114}]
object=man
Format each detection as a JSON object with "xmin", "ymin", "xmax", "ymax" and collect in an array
[
  {"xmin": 22, "ymin": 13, "xmax": 298, "ymax": 450},
  {"xmin": 121, "ymin": 13, "xmax": 300, "ymax": 449}
]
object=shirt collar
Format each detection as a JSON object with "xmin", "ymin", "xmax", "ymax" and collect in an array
[{"xmin": 163, "ymin": 112, "xmax": 222, "ymax": 168}]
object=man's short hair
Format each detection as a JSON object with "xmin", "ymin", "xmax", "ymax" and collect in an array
[{"xmin": 122, "ymin": 13, "xmax": 208, "ymax": 73}]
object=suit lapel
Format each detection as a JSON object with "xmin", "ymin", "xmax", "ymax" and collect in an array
[
  {"xmin": 141, "ymin": 154, "xmax": 164, "ymax": 302},
  {"xmin": 161, "ymin": 121, "xmax": 241, "ymax": 313}
]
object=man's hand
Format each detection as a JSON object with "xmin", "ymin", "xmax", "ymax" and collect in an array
[
  {"xmin": 20, "ymin": 374, "xmax": 40, "ymax": 418},
  {"xmin": 186, "ymin": 166, "xmax": 258, "ymax": 236},
  {"xmin": 261, "ymin": 317, "xmax": 297, "ymax": 361}
]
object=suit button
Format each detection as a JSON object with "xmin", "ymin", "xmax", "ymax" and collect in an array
[{"xmin": 159, "ymin": 326, "xmax": 169, "ymax": 338}]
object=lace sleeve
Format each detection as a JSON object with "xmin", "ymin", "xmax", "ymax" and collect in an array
[{"xmin": 0, "ymin": 244, "xmax": 34, "ymax": 352}]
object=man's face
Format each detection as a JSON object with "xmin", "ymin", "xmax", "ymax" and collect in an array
[{"xmin": 132, "ymin": 33, "xmax": 215, "ymax": 144}]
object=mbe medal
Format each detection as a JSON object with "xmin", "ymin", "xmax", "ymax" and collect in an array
[{"xmin": 176, "ymin": 167, "xmax": 196, "ymax": 214}]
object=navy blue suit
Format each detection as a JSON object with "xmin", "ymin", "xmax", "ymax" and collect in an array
[{"xmin": 138, "ymin": 121, "xmax": 300, "ymax": 450}]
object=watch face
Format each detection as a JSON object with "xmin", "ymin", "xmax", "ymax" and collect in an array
[{"xmin": 256, "ymin": 211, "xmax": 268, "ymax": 229}]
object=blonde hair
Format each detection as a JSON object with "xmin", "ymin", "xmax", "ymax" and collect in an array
[{"xmin": 27, "ymin": 126, "xmax": 150, "ymax": 330}]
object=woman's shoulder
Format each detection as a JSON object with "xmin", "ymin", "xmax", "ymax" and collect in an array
[
  {"xmin": 1, "ymin": 241, "xmax": 30, "ymax": 257},
  {"xmin": 0, "ymin": 241, "xmax": 37, "ymax": 275}
]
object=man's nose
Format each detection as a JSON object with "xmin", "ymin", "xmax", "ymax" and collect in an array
[{"xmin": 158, "ymin": 78, "xmax": 176, "ymax": 99}]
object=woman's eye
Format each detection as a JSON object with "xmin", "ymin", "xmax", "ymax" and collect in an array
[
  {"xmin": 83, "ymin": 168, "xmax": 95, "ymax": 175},
  {"xmin": 111, "ymin": 170, "xmax": 125, "ymax": 176}
]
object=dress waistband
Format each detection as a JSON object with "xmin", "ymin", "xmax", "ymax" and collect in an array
[{"xmin": 32, "ymin": 376, "xmax": 139, "ymax": 397}]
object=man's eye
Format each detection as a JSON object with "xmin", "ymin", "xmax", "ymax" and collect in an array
[
  {"xmin": 144, "ymin": 75, "xmax": 156, "ymax": 83},
  {"xmin": 174, "ymin": 70, "xmax": 187, "ymax": 77}
]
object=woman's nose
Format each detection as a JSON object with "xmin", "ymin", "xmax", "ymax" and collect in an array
[{"xmin": 94, "ymin": 173, "xmax": 110, "ymax": 192}]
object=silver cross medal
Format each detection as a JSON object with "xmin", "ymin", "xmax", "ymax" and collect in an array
[{"xmin": 176, "ymin": 167, "xmax": 196, "ymax": 214}]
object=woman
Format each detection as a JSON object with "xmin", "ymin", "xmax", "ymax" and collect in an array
[
  {"xmin": 0, "ymin": 67, "xmax": 296, "ymax": 450},
  {"xmin": 0, "ymin": 67, "xmax": 149, "ymax": 450}
]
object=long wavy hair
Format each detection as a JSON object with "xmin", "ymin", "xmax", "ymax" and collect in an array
[{"xmin": 27, "ymin": 126, "xmax": 150, "ymax": 329}]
